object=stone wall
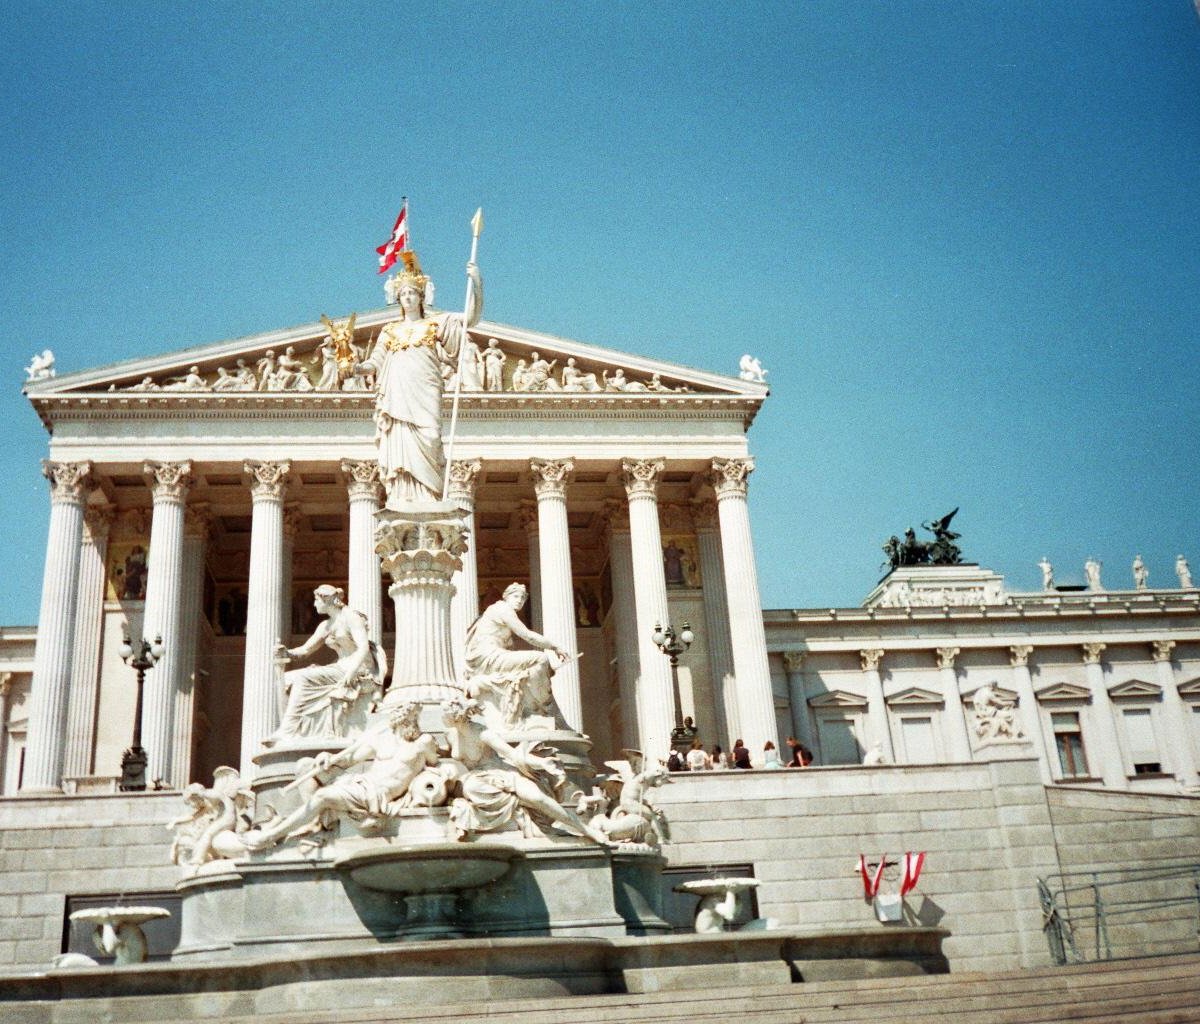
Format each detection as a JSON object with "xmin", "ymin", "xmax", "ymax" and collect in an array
[{"xmin": 0, "ymin": 792, "xmax": 177, "ymax": 973}]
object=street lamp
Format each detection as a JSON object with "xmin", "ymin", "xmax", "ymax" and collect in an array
[
  {"xmin": 652, "ymin": 621, "xmax": 694, "ymax": 731},
  {"xmin": 118, "ymin": 629, "xmax": 164, "ymax": 792}
]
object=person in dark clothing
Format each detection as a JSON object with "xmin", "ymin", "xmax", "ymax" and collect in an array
[
  {"xmin": 731, "ymin": 739, "xmax": 752, "ymax": 769},
  {"xmin": 786, "ymin": 736, "xmax": 814, "ymax": 767}
]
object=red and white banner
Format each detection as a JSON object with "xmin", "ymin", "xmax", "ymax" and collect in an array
[
  {"xmin": 376, "ymin": 200, "xmax": 409, "ymax": 274},
  {"xmin": 900, "ymin": 851, "xmax": 926, "ymax": 896},
  {"xmin": 859, "ymin": 854, "xmax": 886, "ymax": 899}
]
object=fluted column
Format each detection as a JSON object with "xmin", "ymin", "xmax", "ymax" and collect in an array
[
  {"xmin": 280, "ymin": 502, "xmax": 302, "ymax": 645},
  {"xmin": 447, "ymin": 459, "xmax": 482, "ymax": 675},
  {"xmin": 1151, "ymin": 640, "xmax": 1199, "ymax": 787},
  {"xmin": 241, "ymin": 460, "xmax": 291, "ymax": 774},
  {"xmin": 22, "ymin": 460, "xmax": 93, "ymax": 791},
  {"xmin": 860, "ymin": 648, "xmax": 894, "ymax": 762},
  {"xmin": 935, "ymin": 647, "xmax": 973, "ymax": 761},
  {"xmin": 694, "ymin": 497, "xmax": 738, "ymax": 746},
  {"xmin": 710, "ymin": 457, "xmax": 777, "ymax": 761},
  {"xmin": 1082, "ymin": 643, "xmax": 1125, "ymax": 789},
  {"xmin": 518, "ymin": 502, "xmax": 542, "ymax": 631},
  {"xmin": 621, "ymin": 458, "xmax": 675, "ymax": 760},
  {"xmin": 531, "ymin": 458, "xmax": 582, "ymax": 730},
  {"xmin": 603, "ymin": 500, "xmax": 642, "ymax": 750},
  {"xmin": 341, "ymin": 460, "xmax": 385, "ymax": 645},
  {"xmin": 171, "ymin": 503, "xmax": 210, "ymax": 787},
  {"xmin": 0, "ymin": 673, "xmax": 13, "ymax": 790},
  {"xmin": 140, "ymin": 460, "xmax": 193, "ymax": 786},
  {"xmin": 63, "ymin": 505, "xmax": 115, "ymax": 779},
  {"xmin": 782, "ymin": 652, "xmax": 814, "ymax": 753},
  {"xmin": 1009, "ymin": 645, "xmax": 1052, "ymax": 784}
]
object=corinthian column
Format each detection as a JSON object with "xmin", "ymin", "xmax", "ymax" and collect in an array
[
  {"xmin": 1009, "ymin": 645, "xmax": 1052, "ymax": 784},
  {"xmin": 694, "ymin": 497, "xmax": 737, "ymax": 745},
  {"xmin": 710, "ymin": 457, "xmax": 777, "ymax": 761},
  {"xmin": 341, "ymin": 460, "xmax": 385, "ymax": 645},
  {"xmin": 171, "ymin": 503, "xmax": 211, "ymax": 787},
  {"xmin": 140, "ymin": 460, "xmax": 193, "ymax": 786},
  {"xmin": 860, "ymin": 648, "xmax": 894, "ymax": 762},
  {"xmin": 518, "ymin": 502, "xmax": 542, "ymax": 631},
  {"xmin": 1150, "ymin": 640, "xmax": 1199, "ymax": 787},
  {"xmin": 531, "ymin": 458, "xmax": 582, "ymax": 731},
  {"xmin": 935, "ymin": 647, "xmax": 973, "ymax": 761},
  {"xmin": 621, "ymin": 458, "xmax": 675, "ymax": 760},
  {"xmin": 447, "ymin": 459, "xmax": 482, "ymax": 675},
  {"xmin": 241, "ymin": 459, "xmax": 291, "ymax": 774},
  {"xmin": 603, "ymin": 500, "xmax": 641, "ymax": 750},
  {"xmin": 1081, "ymin": 643, "xmax": 1125, "ymax": 789},
  {"xmin": 22, "ymin": 460, "xmax": 93, "ymax": 791},
  {"xmin": 63, "ymin": 505, "xmax": 115, "ymax": 780},
  {"xmin": 280, "ymin": 502, "xmax": 301, "ymax": 644}
]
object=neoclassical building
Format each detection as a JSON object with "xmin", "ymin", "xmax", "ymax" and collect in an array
[{"xmin": 4, "ymin": 307, "xmax": 1199, "ymax": 799}]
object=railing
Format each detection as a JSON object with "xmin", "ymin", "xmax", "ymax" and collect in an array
[{"xmin": 1038, "ymin": 863, "xmax": 1200, "ymax": 965}]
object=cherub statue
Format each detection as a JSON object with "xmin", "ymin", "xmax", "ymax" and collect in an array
[
  {"xmin": 167, "ymin": 766, "xmax": 255, "ymax": 868},
  {"xmin": 24, "ymin": 349, "xmax": 55, "ymax": 381},
  {"xmin": 584, "ymin": 749, "xmax": 670, "ymax": 847},
  {"xmin": 738, "ymin": 354, "xmax": 767, "ymax": 382}
]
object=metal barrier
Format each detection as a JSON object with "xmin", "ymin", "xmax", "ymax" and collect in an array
[{"xmin": 1038, "ymin": 863, "xmax": 1200, "ymax": 965}]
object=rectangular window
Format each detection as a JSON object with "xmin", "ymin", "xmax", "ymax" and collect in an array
[
  {"xmin": 816, "ymin": 714, "xmax": 862, "ymax": 765},
  {"xmin": 1122, "ymin": 708, "xmax": 1161, "ymax": 775},
  {"xmin": 1052, "ymin": 712, "xmax": 1088, "ymax": 778},
  {"xmin": 899, "ymin": 715, "xmax": 937, "ymax": 764}
]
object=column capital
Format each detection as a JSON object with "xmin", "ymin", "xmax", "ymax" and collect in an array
[
  {"xmin": 691, "ymin": 496, "xmax": 720, "ymax": 530},
  {"xmin": 710, "ymin": 456, "xmax": 754, "ymax": 500},
  {"xmin": 0, "ymin": 671, "xmax": 12, "ymax": 698},
  {"xmin": 244, "ymin": 459, "xmax": 291, "ymax": 500},
  {"xmin": 860, "ymin": 648, "xmax": 885, "ymax": 672},
  {"xmin": 620, "ymin": 457, "xmax": 666, "ymax": 499},
  {"xmin": 446, "ymin": 458, "xmax": 483, "ymax": 504},
  {"xmin": 1151, "ymin": 639, "xmax": 1176, "ymax": 663},
  {"xmin": 41, "ymin": 460, "xmax": 93, "ymax": 505},
  {"xmin": 282, "ymin": 502, "xmax": 303, "ymax": 542},
  {"xmin": 144, "ymin": 459, "xmax": 193, "ymax": 503},
  {"xmin": 935, "ymin": 646, "xmax": 960, "ymax": 670},
  {"xmin": 340, "ymin": 459, "xmax": 385, "ymax": 502},
  {"xmin": 517, "ymin": 500, "xmax": 539, "ymax": 533},
  {"xmin": 1009, "ymin": 644, "xmax": 1035, "ymax": 668},
  {"xmin": 530, "ymin": 457, "xmax": 574, "ymax": 499},
  {"xmin": 1081, "ymin": 642, "xmax": 1107, "ymax": 665},
  {"xmin": 782, "ymin": 651, "xmax": 806, "ymax": 674},
  {"xmin": 184, "ymin": 502, "xmax": 213, "ymax": 540},
  {"xmin": 83, "ymin": 504, "xmax": 117, "ymax": 541}
]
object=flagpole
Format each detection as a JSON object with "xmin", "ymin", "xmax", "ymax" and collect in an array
[{"xmin": 442, "ymin": 207, "xmax": 483, "ymax": 500}]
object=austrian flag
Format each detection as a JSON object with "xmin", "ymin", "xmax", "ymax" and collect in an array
[{"xmin": 376, "ymin": 200, "xmax": 409, "ymax": 274}]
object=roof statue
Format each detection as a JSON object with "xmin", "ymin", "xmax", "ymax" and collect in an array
[{"xmin": 882, "ymin": 507, "xmax": 964, "ymax": 569}]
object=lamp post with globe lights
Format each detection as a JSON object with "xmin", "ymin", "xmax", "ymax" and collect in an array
[
  {"xmin": 652, "ymin": 621, "xmax": 694, "ymax": 733},
  {"xmin": 118, "ymin": 630, "xmax": 163, "ymax": 792}
]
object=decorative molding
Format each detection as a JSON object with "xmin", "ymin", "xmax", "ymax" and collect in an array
[
  {"xmin": 710, "ymin": 456, "xmax": 754, "ymax": 500},
  {"xmin": 244, "ymin": 459, "xmax": 291, "ymax": 500},
  {"xmin": 446, "ymin": 458, "xmax": 483, "ymax": 504},
  {"xmin": 1150, "ymin": 639, "xmax": 1176, "ymax": 663},
  {"xmin": 886, "ymin": 686, "xmax": 945, "ymax": 708},
  {"xmin": 620, "ymin": 457, "xmax": 666, "ymax": 499},
  {"xmin": 143, "ymin": 459, "xmax": 193, "ymax": 503},
  {"xmin": 41, "ymin": 460, "xmax": 93, "ymax": 504},
  {"xmin": 530, "ymin": 457, "xmax": 574, "ymax": 500},
  {"xmin": 808, "ymin": 689, "xmax": 869, "ymax": 709},
  {"xmin": 1081, "ymin": 642, "xmax": 1107, "ymax": 665},
  {"xmin": 1177, "ymin": 677, "xmax": 1200, "ymax": 700},
  {"xmin": 935, "ymin": 646, "xmax": 960, "ymax": 670},
  {"xmin": 1009, "ymin": 644, "xmax": 1035, "ymax": 668},
  {"xmin": 1035, "ymin": 682, "xmax": 1093, "ymax": 703},
  {"xmin": 1107, "ymin": 679, "xmax": 1162, "ymax": 701},
  {"xmin": 859, "ymin": 648, "xmax": 885, "ymax": 672},
  {"xmin": 340, "ymin": 459, "xmax": 384, "ymax": 502}
]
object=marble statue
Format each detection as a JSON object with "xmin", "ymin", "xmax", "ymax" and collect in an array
[
  {"xmin": 313, "ymin": 337, "xmax": 340, "ymax": 390},
  {"xmin": 69, "ymin": 907, "xmax": 170, "ymax": 966},
  {"xmin": 458, "ymin": 339, "xmax": 485, "ymax": 391},
  {"xmin": 128, "ymin": 376, "xmax": 161, "ymax": 391},
  {"xmin": 647, "ymin": 372, "xmax": 686, "ymax": 393},
  {"xmin": 167, "ymin": 766, "xmax": 255, "ymax": 867},
  {"xmin": 561, "ymin": 357, "xmax": 600, "ymax": 392},
  {"xmin": 1132, "ymin": 555, "xmax": 1149, "ymax": 590},
  {"xmin": 440, "ymin": 699, "xmax": 608, "ymax": 844},
  {"xmin": 256, "ymin": 350, "xmax": 279, "ymax": 389},
  {"xmin": 356, "ymin": 251, "xmax": 482, "ymax": 506},
  {"xmin": 1085, "ymin": 558, "xmax": 1103, "ymax": 591},
  {"xmin": 482, "ymin": 338, "xmax": 506, "ymax": 391},
  {"xmin": 162, "ymin": 365, "xmax": 206, "ymax": 391},
  {"xmin": 317, "ymin": 313, "xmax": 357, "ymax": 390},
  {"xmin": 603, "ymin": 368, "xmax": 647, "ymax": 392},
  {"xmin": 212, "ymin": 366, "xmax": 240, "ymax": 391},
  {"xmin": 522, "ymin": 352, "xmax": 560, "ymax": 391},
  {"xmin": 674, "ymin": 877, "xmax": 763, "ymax": 933},
  {"xmin": 971, "ymin": 684, "xmax": 1022, "ymax": 742},
  {"xmin": 585, "ymin": 751, "xmax": 670, "ymax": 847},
  {"xmin": 862, "ymin": 743, "xmax": 890, "ymax": 766},
  {"xmin": 1177, "ymin": 555, "xmax": 1193, "ymax": 589},
  {"xmin": 24, "ymin": 349, "xmax": 55, "ymax": 381},
  {"xmin": 511, "ymin": 359, "xmax": 531, "ymax": 392},
  {"xmin": 265, "ymin": 585, "xmax": 384, "ymax": 746},
  {"xmin": 1037, "ymin": 557, "xmax": 1054, "ymax": 591},
  {"xmin": 274, "ymin": 346, "xmax": 314, "ymax": 391},
  {"xmin": 738, "ymin": 354, "xmax": 767, "ymax": 382},
  {"xmin": 464, "ymin": 582, "xmax": 571, "ymax": 730},
  {"xmin": 247, "ymin": 702, "xmax": 439, "ymax": 848}
]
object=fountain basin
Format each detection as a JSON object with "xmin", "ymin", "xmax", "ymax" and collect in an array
[{"xmin": 68, "ymin": 906, "xmax": 171, "ymax": 966}]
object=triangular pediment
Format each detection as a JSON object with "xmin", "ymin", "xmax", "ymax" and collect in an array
[
  {"xmin": 1107, "ymin": 679, "xmax": 1162, "ymax": 700},
  {"xmin": 24, "ymin": 309, "xmax": 768, "ymax": 409},
  {"xmin": 808, "ymin": 690, "xmax": 868, "ymax": 709},
  {"xmin": 885, "ymin": 686, "xmax": 945, "ymax": 707},
  {"xmin": 1035, "ymin": 682, "xmax": 1092, "ymax": 702},
  {"xmin": 1177, "ymin": 677, "xmax": 1200, "ymax": 699}
]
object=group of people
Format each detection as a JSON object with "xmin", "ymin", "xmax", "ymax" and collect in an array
[{"xmin": 666, "ymin": 729, "xmax": 814, "ymax": 773}]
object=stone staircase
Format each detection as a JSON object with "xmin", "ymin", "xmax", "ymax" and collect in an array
[{"xmin": 138, "ymin": 953, "xmax": 1200, "ymax": 1024}]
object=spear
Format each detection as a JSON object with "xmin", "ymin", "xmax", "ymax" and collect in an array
[{"xmin": 442, "ymin": 207, "xmax": 483, "ymax": 499}]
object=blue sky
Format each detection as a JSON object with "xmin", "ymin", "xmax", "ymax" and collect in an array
[{"xmin": 2, "ymin": 3, "xmax": 1199, "ymax": 623}]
